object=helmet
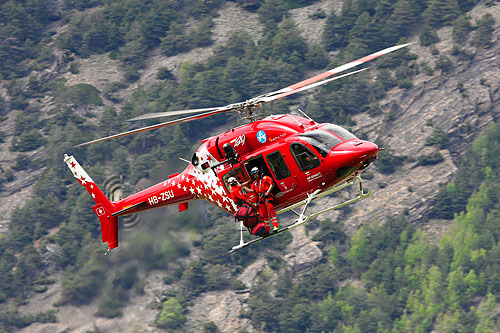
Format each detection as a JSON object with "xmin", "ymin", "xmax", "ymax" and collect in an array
[
  {"xmin": 250, "ymin": 167, "xmax": 260, "ymax": 175},
  {"xmin": 228, "ymin": 177, "xmax": 237, "ymax": 185}
]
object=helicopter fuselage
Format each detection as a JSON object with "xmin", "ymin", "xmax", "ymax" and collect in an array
[{"xmin": 112, "ymin": 114, "xmax": 378, "ymax": 216}]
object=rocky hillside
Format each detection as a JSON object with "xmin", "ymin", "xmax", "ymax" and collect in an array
[
  {"xmin": 323, "ymin": 3, "xmax": 500, "ymax": 233},
  {"xmin": 2, "ymin": 0, "xmax": 500, "ymax": 332}
]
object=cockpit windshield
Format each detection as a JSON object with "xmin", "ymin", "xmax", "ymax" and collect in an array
[
  {"xmin": 298, "ymin": 130, "xmax": 343, "ymax": 157},
  {"xmin": 321, "ymin": 124, "xmax": 357, "ymax": 140}
]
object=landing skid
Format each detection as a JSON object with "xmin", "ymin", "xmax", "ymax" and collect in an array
[{"xmin": 228, "ymin": 176, "xmax": 372, "ymax": 254}]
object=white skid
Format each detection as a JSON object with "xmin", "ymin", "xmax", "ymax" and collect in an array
[{"xmin": 229, "ymin": 176, "xmax": 372, "ymax": 253}]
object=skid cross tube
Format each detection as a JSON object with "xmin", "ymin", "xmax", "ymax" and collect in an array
[
  {"xmin": 275, "ymin": 178, "xmax": 355, "ymax": 216},
  {"xmin": 295, "ymin": 189, "xmax": 321, "ymax": 225},
  {"xmin": 286, "ymin": 176, "xmax": 371, "ymax": 228},
  {"xmin": 229, "ymin": 176, "xmax": 372, "ymax": 253}
]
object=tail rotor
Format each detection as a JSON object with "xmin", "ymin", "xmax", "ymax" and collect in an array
[{"xmin": 103, "ymin": 175, "xmax": 142, "ymax": 230}]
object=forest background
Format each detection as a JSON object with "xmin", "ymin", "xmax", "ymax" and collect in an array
[{"xmin": 0, "ymin": 0, "xmax": 500, "ymax": 331}]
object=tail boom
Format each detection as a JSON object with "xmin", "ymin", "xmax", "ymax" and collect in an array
[{"xmin": 112, "ymin": 173, "xmax": 197, "ymax": 215}]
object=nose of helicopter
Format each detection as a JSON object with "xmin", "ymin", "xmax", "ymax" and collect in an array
[
  {"xmin": 328, "ymin": 140, "xmax": 379, "ymax": 179},
  {"xmin": 333, "ymin": 140, "xmax": 379, "ymax": 157}
]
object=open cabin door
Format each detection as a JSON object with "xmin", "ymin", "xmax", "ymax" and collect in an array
[{"xmin": 243, "ymin": 152, "xmax": 297, "ymax": 200}]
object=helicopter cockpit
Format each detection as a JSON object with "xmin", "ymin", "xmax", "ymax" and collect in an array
[
  {"xmin": 298, "ymin": 129, "xmax": 342, "ymax": 158},
  {"xmin": 321, "ymin": 124, "xmax": 357, "ymax": 140},
  {"xmin": 297, "ymin": 124, "xmax": 357, "ymax": 159}
]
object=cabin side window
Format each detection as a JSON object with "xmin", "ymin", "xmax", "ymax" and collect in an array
[
  {"xmin": 266, "ymin": 151, "xmax": 291, "ymax": 180},
  {"xmin": 222, "ymin": 168, "xmax": 247, "ymax": 192},
  {"xmin": 290, "ymin": 143, "xmax": 320, "ymax": 171}
]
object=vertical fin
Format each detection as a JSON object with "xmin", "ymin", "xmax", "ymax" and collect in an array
[{"xmin": 64, "ymin": 154, "xmax": 119, "ymax": 250}]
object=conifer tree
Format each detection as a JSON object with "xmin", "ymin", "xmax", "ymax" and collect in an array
[
  {"xmin": 423, "ymin": 0, "xmax": 460, "ymax": 27},
  {"xmin": 389, "ymin": 0, "xmax": 418, "ymax": 36},
  {"xmin": 471, "ymin": 13, "xmax": 495, "ymax": 48},
  {"xmin": 452, "ymin": 15, "xmax": 473, "ymax": 44},
  {"xmin": 349, "ymin": 11, "xmax": 382, "ymax": 50}
]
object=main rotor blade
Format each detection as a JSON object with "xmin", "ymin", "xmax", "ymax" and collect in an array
[
  {"xmin": 75, "ymin": 43, "xmax": 410, "ymax": 147},
  {"xmin": 75, "ymin": 106, "xmax": 234, "ymax": 147},
  {"xmin": 260, "ymin": 43, "xmax": 411, "ymax": 101},
  {"xmin": 261, "ymin": 67, "xmax": 369, "ymax": 103},
  {"xmin": 127, "ymin": 107, "xmax": 224, "ymax": 121}
]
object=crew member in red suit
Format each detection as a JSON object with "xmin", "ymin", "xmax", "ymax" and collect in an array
[
  {"xmin": 228, "ymin": 177, "xmax": 254, "ymax": 207},
  {"xmin": 249, "ymin": 167, "xmax": 279, "ymax": 233}
]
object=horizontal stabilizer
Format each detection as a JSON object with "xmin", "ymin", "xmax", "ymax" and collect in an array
[{"xmin": 179, "ymin": 202, "xmax": 188, "ymax": 212}]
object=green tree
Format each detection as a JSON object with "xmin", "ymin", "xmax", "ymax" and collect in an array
[
  {"xmin": 68, "ymin": 84, "xmax": 104, "ymax": 106},
  {"xmin": 279, "ymin": 303, "xmax": 312, "ymax": 332},
  {"xmin": 305, "ymin": 44, "xmax": 329, "ymax": 69},
  {"xmin": 322, "ymin": 10, "xmax": 342, "ymax": 50},
  {"xmin": 445, "ymin": 269, "xmax": 467, "ymax": 310},
  {"xmin": 11, "ymin": 129, "xmax": 44, "ymax": 152},
  {"xmin": 425, "ymin": 128, "xmax": 449, "ymax": 148},
  {"xmin": 313, "ymin": 292, "xmax": 341, "ymax": 331},
  {"xmin": 247, "ymin": 277, "xmax": 281, "ymax": 331},
  {"xmin": 189, "ymin": 17, "xmax": 214, "ymax": 48},
  {"xmin": 60, "ymin": 250, "xmax": 107, "ymax": 305},
  {"xmin": 160, "ymin": 22, "xmax": 190, "ymax": 56},
  {"xmin": 118, "ymin": 22, "xmax": 147, "ymax": 82},
  {"xmin": 349, "ymin": 226, "xmax": 369, "ymax": 271},
  {"xmin": 419, "ymin": 26, "xmax": 439, "ymax": 46},
  {"xmin": 474, "ymin": 293, "xmax": 497, "ymax": 332},
  {"xmin": 157, "ymin": 67, "xmax": 175, "ymax": 80},
  {"xmin": 470, "ymin": 13, "xmax": 495, "ymax": 48},
  {"xmin": 452, "ymin": 16, "xmax": 473, "ymax": 44},
  {"xmin": 322, "ymin": 0, "xmax": 363, "ymax": 51},
  {"xmin": 435, "ymin": 55, "xmax": 453, "ymax": 72},
  {"xmin": 423, "ymin": 0, "xmax": 460, "ymax": 27},
  {"xmin": 181, "ymin": 260, "xmax": 206, "ymax": 298},
  {"xmin": 157, "ymin": 297, "xmax": 186, "ymax": 329},
  {"xmin": 257, "ymin": 0, "xmax": 288, "ymax": 28},
  {"xmin": 389, "ymin": 0, "xmax": 418, "ymax": 37},
  {"xmin": 349, "ymin": 11, "xmax": 381, "ymax": 50}
]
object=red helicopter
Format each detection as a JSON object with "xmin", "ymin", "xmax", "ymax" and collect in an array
[{"xmin": 64, "ymin": 43, "xmax": 410, "ymax": 253}]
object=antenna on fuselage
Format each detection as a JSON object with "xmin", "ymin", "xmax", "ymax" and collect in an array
[{"xmin": 296, "ymin": 108, "xmax": 313, "ymax": 121}]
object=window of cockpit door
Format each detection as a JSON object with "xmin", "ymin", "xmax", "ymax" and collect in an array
[
  {"xmin": 290, "ymin": 143, "xmax": 320, "ymax": 171},
  {"xmin": 221, "ymin": 167, "xmax": 248, "ymax": 192},
  {"xmin": 266, "ymin": 151, "xmax": 291, "ymax": 180}
]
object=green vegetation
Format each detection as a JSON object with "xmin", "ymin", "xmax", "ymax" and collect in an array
[
  {"xmin": 419, "ymin": 26, "xmax": 439, "ymax": 46},
  {"xmin": 433, "ymin": 122, "xmax": 500, "ymax": 219},
  {"xmin": 418, "ymin": 151, "xmax": 445, "ymax": 165},
  {"xmin": 246, "ymin": 144, "xmax": 500, "ymax": 330},
  {"xmin": 0, "ymin": 309, "xmax": 57, "ymax": 331},
  {"xmin": 156, "ymin": 297, "xmax": 186, "ymax": 329},
  {"xmin": 0, "ymin": 0, "xmax": 58, "ymax": 80},
  {"xmin": 470, "ymin": 13, "xmax": 495, "ymax": 48},
  {"xmin": 452, "ymin": 15, "xmax": 473, "ymax": 44},
  {"xmin": 425, "ymin": 128, "xmax": 449, "ymax": 149},
  {"xmin": 0, "ymin": 0, "xmax": 497, "ymax": 331},
  {"xmin": 435, "ymin": 55, "xmax": 453, "ymax": 72},
  {"xmin": 375, "ymin": 148, "xmax": 405, "ymax": 174},
  {"xmin": 59, "ymin": 249, "xmax": 108, "ymax": 306},
  {"xmin": 96, "ymin": 265, "xmax": 139, "ymax": 318}
]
